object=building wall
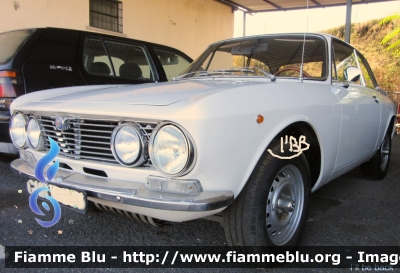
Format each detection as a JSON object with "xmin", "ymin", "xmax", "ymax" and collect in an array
[{"xmin": 0, "ymin": 0, "xmax": 234, "ymax": 58}]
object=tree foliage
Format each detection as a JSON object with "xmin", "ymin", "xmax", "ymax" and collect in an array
[
  {"xmin": 379, "ymin": 13, "xmax": 400, "ymax": 25},
  {"xmin": 323, "ymin": 18, "xmax": 400, "ymax": 94},
  {"xmin": 379, "ymin": 13, "xmax": 400, "ymax": 56}
]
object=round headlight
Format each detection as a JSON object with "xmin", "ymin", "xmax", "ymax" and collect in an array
[
  {"xmin": 27, "ymin": 118, "xmax": 43, "ymax": 150},
  {"xmin": 111, "ymin": 125, "xmax": 143, "ymax": 166},
  {"xmin": 150, "ymin": 124, "xmax": 195, "ymax": 176},
  {"xmin": 10, "ymin": 113, "xmax": 27, "ymax": 148}
]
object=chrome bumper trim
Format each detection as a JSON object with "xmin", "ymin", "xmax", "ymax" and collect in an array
[
  {"xmin": 11, "ymin": 158, "xmax": 234, "ymax": 212},
  {"xmin": 0, "ymin": 142, "xmax": 18, "ymax": 154}
]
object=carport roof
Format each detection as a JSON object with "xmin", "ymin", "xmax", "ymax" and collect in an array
[{"xmin": 217, "ymin": 0, "xmax": 398, "ymax": 13}]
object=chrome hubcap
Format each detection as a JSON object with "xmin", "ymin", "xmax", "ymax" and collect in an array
[
  {"xmin": 380, "ymin": 134, "xmax": 390, "ymax": 171},
  {"xmin": 266, "ymin": 164, "xmax": 304, "ymax": 246}
]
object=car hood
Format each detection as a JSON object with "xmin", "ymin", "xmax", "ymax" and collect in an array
[{"xmin": 23, "ymin": 80, "xmax": 264, "ymax": 107}]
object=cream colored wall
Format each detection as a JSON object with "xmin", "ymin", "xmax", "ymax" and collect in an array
[
  {"xmin": 123, "ymin": 0, "xmax": 234, "ymax": 58},
  {"xmin": 0, "ymin": 0, "xmax": 88, "ymax": 33},
  {"xmin": 0, "ymin": 0, "xmax": 233, "ymax": 58}
]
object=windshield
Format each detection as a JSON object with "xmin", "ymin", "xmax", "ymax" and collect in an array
[
  {"xmin": 0, "ymin": 29, "xmax": 34, "ymax": 64},
  {"xmin": 177, "ymin": 34, "xmax": 327, "ymax": 80}
]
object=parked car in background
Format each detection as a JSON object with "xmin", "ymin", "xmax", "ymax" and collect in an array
[
  {"xmin": 9, "ymin": 33, "xmax": 395, "ymax": 253},
  {"xmin": 0, "ymin": 27, "xmax": 192, "ymax": 154}
]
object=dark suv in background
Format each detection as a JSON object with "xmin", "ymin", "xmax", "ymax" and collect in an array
[{"xmin": 0, "ymin": 27, "xmax": 192, "ymax": 154}]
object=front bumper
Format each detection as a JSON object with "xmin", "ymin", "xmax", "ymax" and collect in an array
[
  {"xmin": 11, "ymin": 157, "xmax": 234, "ymax": 215},
  {"xmin": 0, "ymin": 115, "xmax": 17, "ymax": 154}
]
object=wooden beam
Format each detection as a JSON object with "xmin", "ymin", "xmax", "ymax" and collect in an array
[
  {"xmin": 310, "ymin": 0, "xmax": 323, "ymax": 7},
  {"xmin": 262, "ymin": 0, "xmax": 282, "ymax": 10}
]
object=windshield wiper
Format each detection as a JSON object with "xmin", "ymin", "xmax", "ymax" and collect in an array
[
  {"xmin": 173, "ymin": 67, "xmax": 275, "ymax": 81},
  {"xmin": 216, "ymin": 68, "xmax": 254, "ymax": 73},
  {"xmin": 172, "ymin": 71, "xmax": 206, "ymax": 81},
  {"xmin": 198, "ymin": 71, "xmax": 235, "ymax": 76},
  {"xmin": 217, "ymin": 67, "xmax": 275, "ymax": 81},
  {"xmin": 173, "ymin": 70, "xmax": 235, "ymax": 81}
]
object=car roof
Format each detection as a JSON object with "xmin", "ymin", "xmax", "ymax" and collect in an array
[
  {"xmin": 0, "ymin": 27, "xmax": 192, "ymax": 57},
  {"xmin": 208, "ymin": 32, "xmax": 347, "ymax": 47}
]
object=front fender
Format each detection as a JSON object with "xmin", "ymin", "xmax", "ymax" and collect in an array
[{"xmin": 174, "ymin": 81, "xmax": 340, "ymax": 197}]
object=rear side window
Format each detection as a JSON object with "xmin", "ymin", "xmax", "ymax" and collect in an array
[
  {"xmin": 356, "ymin": 52, "xmax": 376, "ymax": 89},
  {"xmin": 83, "ymin": 38, "xmax": 113, "ymax": 76},
  {"xmin": 103, "ymin": 40, "xmax": 154, "ymax": 80},
  {"xmin": 83, "ymin": 37, "xmax": 155, "ymax": 81},
  {"xmin": 0, "ymin": 29, "xmax": 34, "ymax": 64},
  {"xmin": 154, "ymin": 48, "xmax": 191, "ymax": 81}
]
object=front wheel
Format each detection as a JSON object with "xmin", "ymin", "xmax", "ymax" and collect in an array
[{"xmin": 222, "ymin": 140, "xmax": 311, "ymax": 253}]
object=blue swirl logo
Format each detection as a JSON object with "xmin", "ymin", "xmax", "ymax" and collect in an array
[{"xmin": 29, "ymin": 137, "xmax": 62, "ymax": 227}]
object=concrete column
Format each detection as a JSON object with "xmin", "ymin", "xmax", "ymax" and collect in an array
[
  {"xmin": 243, "ymin": 11, "xmax": 246, "ymax": 36},
  {"xmin": 345, "ymin": 0, "xmax": 352, "ymax": 43},
  {"xmin": 242, "ymin": 11, "xmax": 246, "ymax": 66}
]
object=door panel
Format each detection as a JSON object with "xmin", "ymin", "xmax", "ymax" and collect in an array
[
  {"xmin": 334, "ymin": 84, "xmax": 380, "ymax": 169},
  {"xmin": 332, "ymin": 39, "xmax": 381, "ymax": 169}
]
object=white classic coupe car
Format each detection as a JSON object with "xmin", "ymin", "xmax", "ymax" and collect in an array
[{"xmin": 9, "ymin": 33, "xmax": 395, "ymax": 251}]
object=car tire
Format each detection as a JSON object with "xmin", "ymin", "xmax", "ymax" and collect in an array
[
  {"xmin": 361, "ymin": 131, "xmax": 391, "ymax": 180},
  {"xmin": 222, "ymin": 139, "xmax": 311, "ymax": 253}
]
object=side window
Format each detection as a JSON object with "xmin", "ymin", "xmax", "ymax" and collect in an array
[
  {"xmin": 83, "ymin": 38, "xmax": 113, "ymax": 76},
  {"xmin": 154, "ymin": 48, "xmax": 191, "ymax": 81},
  {"xmin": 332, "ymin": 40, "xmax": 360, "ymax": 85},
  {"xmin": 356, "ymin": 52, "xmax": 375, "ymax": 89},
  {"xmin": 103, "ymin": 40, "xmax": 154, "ymax": 81}
]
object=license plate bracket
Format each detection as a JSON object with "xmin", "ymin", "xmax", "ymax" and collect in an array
[{"xmin": 27, "ymin": 179, "xmax": 87, "ymax": 214}]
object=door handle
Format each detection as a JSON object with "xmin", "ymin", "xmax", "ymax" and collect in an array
[{"xmin": 342, "ymin": 82, "xmax": 349, "ymax": 88}]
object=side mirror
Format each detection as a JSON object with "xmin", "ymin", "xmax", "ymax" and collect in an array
[
  {"xmin": 376, "ymin": 86, "xmax": 388, "ymax": 96},
  {"xmin": 344, "ymin": 66, "xmax": 361, "ymax": 82}
]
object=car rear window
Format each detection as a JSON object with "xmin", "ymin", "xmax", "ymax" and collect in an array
[{"xmin": 0, "ymin": 29, "xmax": 34, "ymax": 64}]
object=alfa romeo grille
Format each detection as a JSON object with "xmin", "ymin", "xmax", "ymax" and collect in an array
[{"xmin": 36, "ymin": 115, "xmax": 157, "ymax": 165}]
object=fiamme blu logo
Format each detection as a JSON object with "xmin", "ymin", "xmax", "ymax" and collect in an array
[{"xmin": 29, "ymin": 137, "xmax": 62, "ymax": 227}]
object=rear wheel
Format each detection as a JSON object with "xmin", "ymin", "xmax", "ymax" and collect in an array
[
  {"xmin": 361, "ymin": 132, "xmax": 391, "ymax": 180},
  {"xmin": 222, "ymin": 140, "xmax": 311, "ymax": 253}
]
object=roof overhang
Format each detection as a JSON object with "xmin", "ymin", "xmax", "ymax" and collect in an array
[{"xmin": 217, "ymin": 0, "xmax": 399, "ymax": 13}]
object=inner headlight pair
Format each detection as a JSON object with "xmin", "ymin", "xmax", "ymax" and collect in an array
[
  {"xmin": 10, "ymin": 113, "xmax": 44, "ymax": 150},
  {"xmin": 111, "ymin": 122, "xmax": 196, "ymax": 176},
  {"xmin": 111, "ymin": 124, "xmax": 145, "ymax": 167}
]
